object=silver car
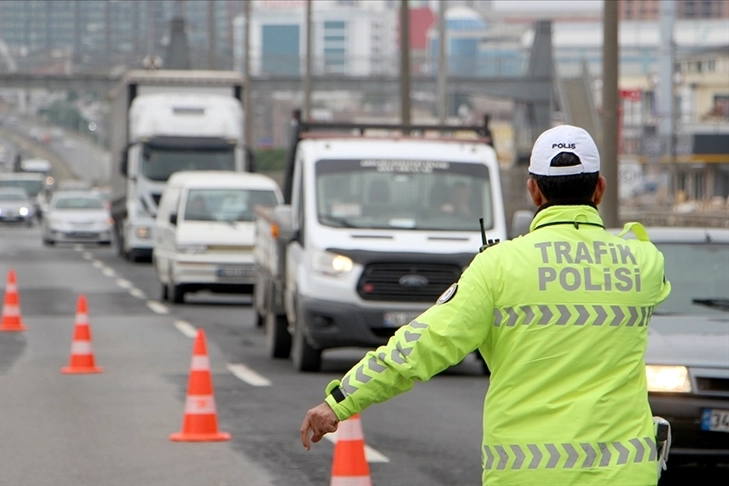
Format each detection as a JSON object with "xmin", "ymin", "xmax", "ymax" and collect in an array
[
  {"xmin": 42, "ymin": 191, "xmax": 113, "ymax": 246},
  {"xmin": 0, "ymin": 187, "xmax": 34, "ymax": 226},
  {"xmin": 628, "ymin": 227, "xmax": 729, "ymax": 467}
]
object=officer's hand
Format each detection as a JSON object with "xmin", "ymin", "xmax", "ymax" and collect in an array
[{"xmin": 300, "ymin": 402, "xmax": 339, "ymax": 451}]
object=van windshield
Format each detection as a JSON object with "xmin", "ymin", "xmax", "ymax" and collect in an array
[
  {"xmin": 315, "ymin": 159, "xmax": 493, "ymax": 231},
  {"xmin": 141, "ymin": 145, "xmax": 235, "ymax": 182},
  {"xmin": 184, "ymin": 188, "xmax": 278, "ymax": 222}
]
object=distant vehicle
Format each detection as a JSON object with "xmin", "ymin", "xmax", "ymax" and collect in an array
[
  {"xmin": 253, "ymin": 113, "xmax": 507, "ymax": 372},
  {"xmin": 20, "ymin": 158, "xmax": 52, "ymax": 175},
  {"xmin": 0, "ymin": 172, "xmax": 47, "ymax": 217},
  {"xmin": 41, "ymin": 191, "xmax": 113, "ymax": 246},
  {"xmin": 621, "ymin": 227, "xmax": 729, "ymax": 467},
  {"xmin": 0, "ymin": 187, "xmax": 34, "ymax": 226},
  {"xmin": 154, "ymin": 171, "xmax": 282, "ymax": 304},
  {"xmin": 109, "ymin": 70, "xmax": 253, "ymax": 263}
]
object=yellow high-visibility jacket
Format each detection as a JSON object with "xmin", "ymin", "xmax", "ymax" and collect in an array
[{"xmin": 325, "ymin": 205, "xmax": 671, "ymax": 486}]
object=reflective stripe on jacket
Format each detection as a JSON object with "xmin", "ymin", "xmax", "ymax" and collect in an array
[{"xmin": 324, "ymin": 205, "xmax": 671, "ymax": 486}]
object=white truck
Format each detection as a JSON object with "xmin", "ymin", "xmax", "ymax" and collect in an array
[
  {"xmin": 109, "ymin": 70, "xmax": 251, "ymax": 262},
  {"xmin": 253, "ymin": 113, "xmax": 508, "ymax": 372}
]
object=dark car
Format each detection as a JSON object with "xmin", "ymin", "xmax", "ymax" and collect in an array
[{"xmin": 627, "ymin": 227, "xmax": 729, "ymax": 467}]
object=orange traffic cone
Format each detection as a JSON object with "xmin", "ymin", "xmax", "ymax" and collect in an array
[
  {"xmin": 61, "ymin": 294, "xmax": 103, "ymax": 374},
  {"xmin": 170, "ymin": 328, "xmax": 231, "ymax": 442},
  {"xmin": 330, "ymin": 414, "xmax": 372, "ymax": 486},
  {"xmin": 1, "ymin": 269, "xmax": 27, "ymax": 332}
]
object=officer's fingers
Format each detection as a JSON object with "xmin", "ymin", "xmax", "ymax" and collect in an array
[{"xmin": 300, "ymin": 418, "xmax": 313, "ymax": 450}]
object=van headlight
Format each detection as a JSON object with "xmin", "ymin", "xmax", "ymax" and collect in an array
[
  {"xmin": 311, "ymin": 249, "xmax": 353, "ymax": 277},
  {"xmin": 646, "ymin": 365, "xmax": 691, "ymax": 393},
  {"xmin": 19, "ymin": 207, "xmax": 29, "ymax": 216},
  {"xmin": 177, "ymin": 244, "xmax": 207, "ymax": 254}
]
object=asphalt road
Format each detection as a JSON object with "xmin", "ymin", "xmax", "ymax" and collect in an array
[{"xmin": 1, "ymin": 121, "xmax": 726, "ymax": 485}]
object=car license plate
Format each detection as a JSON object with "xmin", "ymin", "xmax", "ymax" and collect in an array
[
  {"xmin": 701, "ymin": 408, "xmax": 729, "ymax": 432},
  {"xmin": 383, "ymin": 312, "xmax": 421, "ymax": 328},
  {"xmin": 216, "ymin": 266, "xmax": 253, "ymax": 278}
]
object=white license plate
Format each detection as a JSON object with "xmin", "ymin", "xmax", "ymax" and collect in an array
[
  {"xmin": 216, "ymin": 266, "xmax": 253, "ymax": 278},
  {"xmin": 383, "ymin": 312, "xmax": 421, "ymax": 328},
  {"xmin": 701, "ymin": 408, "xmax": 729, "ymax": 432}
]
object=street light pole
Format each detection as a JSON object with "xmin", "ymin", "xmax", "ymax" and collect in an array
[
  {"xmin": 243, "ymin": 0, "xmax": 252, "ymax": 162},
  {"xmin": 304, "ymin": 0, "xmax": 312, "ymax": 121},
  {"xmin": 601, "ymin": 0, "xmax": 619, "ymax": 228},
  {"xmin": 437, "ymin": 0, "xmax": 447, "ymax": 124},
  {"xmin": 400, "ymin": 0, "xmax": 411, "ymax": 127}
]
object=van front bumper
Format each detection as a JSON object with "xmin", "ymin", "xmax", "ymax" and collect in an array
[
  {"xmin": 299, "ymin": 296, "xmax": 425, "ymax": 350},
  {"xmin": 172, "ymin": 256, "xmax": 256, "ymax": 290}
]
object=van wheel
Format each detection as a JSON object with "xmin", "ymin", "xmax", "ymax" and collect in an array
[
  {"xmin": 43, "ymin": 238, "xmax": 55, "ymax": 246},
  {"xmin": 291, "ymin": 308, "xmax": 321, "ymax": 372},
  {"xmin": 266, "ymin": 313, "xmax": 291, "ymax": 359}
]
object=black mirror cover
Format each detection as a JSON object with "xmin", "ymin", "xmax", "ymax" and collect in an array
[{"xmin": 169, "ymin": 213, "xmax": 177, "ymax": 225}]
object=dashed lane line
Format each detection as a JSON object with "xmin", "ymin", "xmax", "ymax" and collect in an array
[
  {"xmin": 102, "ymin": 267, "xmax": 116, "ymax": 277},
  {"xmin": 116, "ymin": 278, "xmax": 133, "ymax": 289},
  {"xmin": 227, "ymin": 364, "xmax": 272, "ymax": 387},
  {"xmin": 174, "ymin": 320, "xmax": 198, "ymax": 338},
  {"xmin": 129, "ymin": 288, "xmax": 146, "ymax": 299},
  {"xmin": 73, "ymin": 244, "xmax": 84, "ymax": 251},
  {"xmin": 82, "ymin": 252, "xmax": 93, "ymax": 260},
  {"xmin": 92, "ymin": 260, "xmax": 104, "ymax": 269},
  {"xmin": 324, "ymin": 430, "xmax": 391, "ymax": 463},
  {"xmin": 146, "ymin": 301, "xmax": 169, "ymax": 314}
]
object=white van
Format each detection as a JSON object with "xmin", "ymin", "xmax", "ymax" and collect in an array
[{"xmin": 154, "ymin": 171, "xmax": 282, "ymax": 303}]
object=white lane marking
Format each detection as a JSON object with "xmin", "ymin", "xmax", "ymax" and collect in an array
[
  {"xmin": 324, "ymin": 430, "xmax": 390, "ymax": 463},
  {"xmin": 227, "ymin": 363, "xmax": 272, "ymax": 387},
  {"xmin": 146, "ymin": 301, "xmax": 169, "ymax": 314},
  {"xmin": 82, "ymin": 252, "xmax": 93, "ymax": 260},
  {"xmin": 102, "ymin": 267, "xmax": 116, "ymax": 277},
  {"xmin": 129, "ymin": 288, "xmax": 146, "ymax": 299},
  {"xmin": 116, "ymin": 278, "xmax": 133, "ymax": 289},
  {"xmin": 174, "ymin": 320, "xmax": 198, "ymax": 338},
  {"xmin": 92, "ymin": 260, "xmax": 104, "ymax": 268},
  {"xmin": 73, "ymin": 244, "xmax": 84, "ymax": 251}
]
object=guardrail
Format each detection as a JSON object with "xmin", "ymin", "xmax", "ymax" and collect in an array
[{"xmin": 620, "ymin": 210, "xmax": 729, "ymax": 228}]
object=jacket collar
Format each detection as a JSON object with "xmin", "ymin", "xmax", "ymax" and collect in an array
[{"xmin": 529, "ymin": 204, "xmax": 605, "ymax": 232}]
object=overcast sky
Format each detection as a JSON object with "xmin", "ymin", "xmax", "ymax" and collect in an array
[{"xmin": 490, "ymin": 0, "xmax": 603, "ymax": 12}]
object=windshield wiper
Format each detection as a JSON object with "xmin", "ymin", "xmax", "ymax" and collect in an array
[
  {"xmin": 692, "ymin": 298, "xmax": 729, "ymax": 312},
  {"xmin": 320, "ymin": 215, "xmax": 360, "ymax": 228}
]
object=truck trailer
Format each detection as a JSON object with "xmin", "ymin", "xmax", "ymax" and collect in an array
[{"xmin": 108, "ymin": 69, "xmax": 250, "ymax": 262}]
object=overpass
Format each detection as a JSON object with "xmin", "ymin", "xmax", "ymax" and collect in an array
[{"xmin": 0, "ymin": 20, "xmax": 555, "ymax": 156}]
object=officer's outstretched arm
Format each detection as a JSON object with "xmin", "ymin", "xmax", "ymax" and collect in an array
[{"xmin": 325, "ymin": 258, "xmax": 495, "ymax": 421}]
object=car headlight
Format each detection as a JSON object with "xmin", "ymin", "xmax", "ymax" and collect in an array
[
  {"xmin": 646, "ymin": 365, "xmax": 691, "ymax": 393},
  {"xmin": 311, "ymin": 248, "xmax": 353, "ymax": 277},
  {"xmin": 177, "ymin": 244, "xmax": 207, "ymax": 254},
  {"xmin": 19, "ymin": 207, "xmax": 29, "ymax": 216}
]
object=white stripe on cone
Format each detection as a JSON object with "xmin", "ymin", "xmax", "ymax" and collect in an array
[
  {"xmin": 71, "ymin": 341, "xmax": 94, "ymax": 355},
  {"xmin": 331, "ymin": 477, "xmax": 372, "ymax": 486},
  {"xmin": 2, "ymin": 305, "xmax": 19, "ymax": 316},
  {"xmin": 184, "ymin": 395, "xmax": 217, "ymax": 414},
  {"xmin": 6, "ymin": 284, "xmax": 17, "ymax": 292},
  {"xmin": 338, "ymin": 418, "xmax": 365, "ymax": 441},
  {"xmin": 75, "ymin": 315, "xmax": 89, "ymax": 325},
  {"xmin": 190, "ymin": 355, "xmax": 210, "ymax": 371}
]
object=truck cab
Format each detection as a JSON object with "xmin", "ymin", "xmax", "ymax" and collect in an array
[
  {"xmin": 114, "ymin": 92, "xmax": 245, "ymax": 261},
  {"xmin": 254, "ymin": 115, "xmax": 507, "ymax": 372}
]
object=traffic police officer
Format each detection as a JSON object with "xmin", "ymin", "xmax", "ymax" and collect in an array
[{"xmin": 300, "ymin": 125, "xmax": 671, "ymax": 486}]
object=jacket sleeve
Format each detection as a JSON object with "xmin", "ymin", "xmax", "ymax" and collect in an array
[{"xmin": 325, "ymin": 253, "xmax": 496, "ymax": 420}]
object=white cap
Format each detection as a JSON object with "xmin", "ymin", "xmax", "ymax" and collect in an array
[{"xmin": 528, "ymin": 125, "xmax": 600, "ymax": 176}]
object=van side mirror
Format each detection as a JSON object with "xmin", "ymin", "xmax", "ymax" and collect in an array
[
  {"xmin": 510, "ymin": 210, "xmax": 534, "ymax": 239},
  {"xmin": 169, "ymin": 213, "xmax": 177, "ymax": 226},
  {"xmin": 120, "ymin": 151, "xmax": 128, "ymax": 176}
]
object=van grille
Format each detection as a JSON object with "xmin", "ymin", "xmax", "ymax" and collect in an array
[
  {"xmin": 357, "ymin": 262, "xmax": 461, "ymax": 302},
  {"xmin": 696, "ymin": 377, "xmax": 729, "ymax": 396}
]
